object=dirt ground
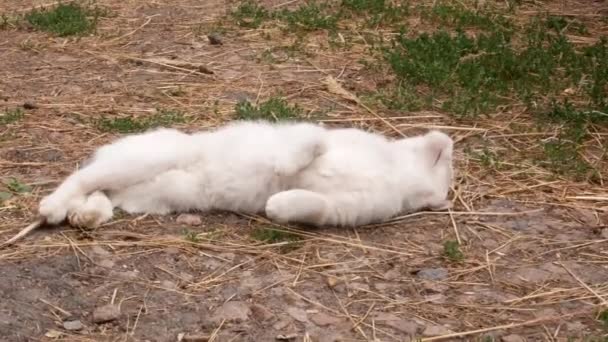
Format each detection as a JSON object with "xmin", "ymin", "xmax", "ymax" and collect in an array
[{"xmin": 1, "ymin": 0, "xmax": 608, "ymax": 341}]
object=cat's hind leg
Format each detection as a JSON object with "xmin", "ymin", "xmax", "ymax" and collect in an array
[
  {"xmin": 67, "ymin": 191, "xmax": 114, "ymax": 229},
  {"xmin": 39, "ymin": 128, "xmax": 193, "ymax": 224},
  {"xmin": 266, "ymin": 190, "xmax": 401, "ymax": 227},
  {"xmin": 265, "ymin": 190, "xmax": 329, "ymax": 226}
]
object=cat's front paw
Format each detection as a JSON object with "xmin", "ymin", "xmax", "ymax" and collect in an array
[
  {"xmin": 68, "ymin": 210, "xmax": 107, "ymax": 229},
  {"xmin": 67, "ymin": 192, "xmax": 114, "ymax": 229},
  {"xmin": 39, "ymin": 195, "xmax": 69, "ymax": 224},
  {"xmin": 265, "ymin": 194, "xmax": 292, "ymax": 224}
]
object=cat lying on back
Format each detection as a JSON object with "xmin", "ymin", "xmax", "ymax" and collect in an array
[{"xmin": 38, "ymin": 120, "xmax": 454, "ymax": 228}]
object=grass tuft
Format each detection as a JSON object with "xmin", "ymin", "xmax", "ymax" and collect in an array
[
  {"xmin": 0, "ymin": 108, "xmax": 24, "ymax": 125},
  {"xmin": 235, "ymin": 97, "xmax": 303, "ymax": 121},
  {"xmin": 250, "ymin": 227, "xmax": 302, "ymax": 253},
  {"xmin": 25, "ymin": 2, "xmax": 101, "ymax": 36},
  {"xmin": 182, "ymin": 229, "xmax": 201, "ymax": 243},
  {"xmin": 443, "ymin": 240, "xmax": 464, "ymax": 262},
  {"xmin": 341, "ymin": 0, "xmax": 409, "ymax": 27},
  {"xmin": 4, "ymin": 178, "xmax": 32, "ymax": 193},
  {"xmin": 231, "ymin": 0, "xmax": 269, "ymax": 28},
  {"xmin": 96, "ymin": 109, "xmax": 186, "ymax": 133},
  {"xmin": 278, "ymin": 2, "xmax": 340, "ymax": 31},
  {"xmin": 598, "ymin": 309, "xmax": 608, "ymax": 328}
]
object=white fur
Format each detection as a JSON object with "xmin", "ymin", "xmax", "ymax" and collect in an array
[{"xmin": 39, "ymin": 120, "xmax": 454, "ymax": 228}]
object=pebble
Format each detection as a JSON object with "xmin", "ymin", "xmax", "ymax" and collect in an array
[
  {"xmin": 160, "ymin": 280, "xmax": 177, "ymax": 290},
  {"xmin": 326, "ymin": 275, "xmax": 339, "ymax": 288},
  {"xmin": 272, "ymin": 318, "xmax": 292, "ymax": 330},
  {"xmin": 97, "ymin": 259, "xmax": 115, "ymax": 268},
  {"xmin": 63, "ymin": 320, "xmax": 83, "ymax": 331},
  {"xmin": 211, "ymin": 301, "xmax": 251, "ymax": 323},
  {"xmin": 417, "ymin": 267, "xmax": 448, "ymax": 281},
  {"xmin": 286, "ymin": 307, "xmax": 308, "ymax": 322},
  {"xmin": 90, "ymin": 246, "xmax": 111, "ymax": 257},
  {"xmin": 310, "ymin": 312, "xmax": 342, "ymax": 326},
  {"xmin": 92, "ymin": 304, "xmax": 121, "ymax": 323},
  {"xmin": 176, "ymin": 213, "xmax": 202, "ymax": 226},
  {"xmin": 23, "ymin": 101, "xmax": 38, "ymax": 109},
  {"xmin": 207, "ymin": 33, "xmax": 223, "ymax": 45},
  {"xmin": 422, "ymin": 325, "xmax": 452, "ymax": 336},
  {"xmin": 250, "ymin": 304, "xmax": 274, "ymax": 321},
  {"xmin": 514, "ymin": 267, "xmax": 552, "ymax": 283},
  {"xmin": 502, "ymin": 334, "xmax": 526, "ymax": 342},
  {"xmin": 385, "ymin": 319, "xmax": 419, "ymax": 335}
]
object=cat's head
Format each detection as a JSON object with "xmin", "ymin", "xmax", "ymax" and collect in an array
[{"xmin": 396, "ymin": 130, "xmax": 455, "ymax": 198}]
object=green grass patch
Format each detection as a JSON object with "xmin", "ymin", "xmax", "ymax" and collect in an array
[
  {"xmin": 599, "ymin": 308, "xmax": 608, "ymax": 328},
  {"xmin": 4, "ymin": 178, "xmax": 32, "ymax": 194},
  {"xmin": 0, "ymin": 108, "xmax": 24, "ymax": 125},
  {"xmin": 278, "ymin": 2, "xmax": 340, "ymax": 31},
  {"xmin": 96, "ymin": 109, "xmax": 186, "ymax": 134},
  {"xmin": 182, "ymin": 229, "xmax": 201, "ymax": 243},
  {"xmin": 545, "ymin": 15, "xmax": 588, "ymax": 35},
  {"xmin": 341, "ymin": 0, "xmax": 409, "ymax": 27},
  {"xmin": 383, "ymin": 24, "xmax": 608, "ymax": 117},
  {"xmin": 443, "ymin": 240, "xmax": 464, "ymax": 262},
  {"xmin": 25, "ymin": 2, "xmax": 102, "ymax": 36},
  {"xmin": 235, "ymin": 97, "xmax": 303, "ymax": 121},
  {"xmin": 421, "ymin": 2, "xmax": 511, "ymax": 31},
  {"xmin": 231, "ymin": 0, "xmax": 269, "ymax": 28},
  {"xmin": 250, "ymin": 227, "xmax": 302, "ymax": 252}
]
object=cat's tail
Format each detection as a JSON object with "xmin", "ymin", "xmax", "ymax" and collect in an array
[{"xmin": 422, "ymin": 130, "xmax": 453, "ymax": 168}]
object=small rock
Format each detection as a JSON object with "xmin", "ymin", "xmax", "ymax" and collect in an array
[
  {"xmin": 177, "ymin": 213, "xmax": 202, "ymax": 226},
  {"xmin": 326, "ymin": 276, "xmax": 339, "ymax": 288},
  {"xmin": 386, "ymin": 319, "xmax": 419, "ymax": 335},
  {"xmin": 601, "ymin": 228, "xmax": 608, "ymax": 239},
  {"xmin": 566, "ymin": 320, "xmax": 585, "ymax": 332},
  {"xmin": 286, "ymin": 307, "xmax": 308, "ymax": 322},
  {"xmin": 63, "ymin": 320, "xmax": 83, "ymax": 331},
  {"xmin": 375, "ymin": 313, "xmax": 400, "ymax": 322},
  {"xmin": 417, "ymin": 268, "xmax": 448, "ymax": 281},
  {"xmin": 179, "ymin": 272, "xmax": 194, "ymax": 283},
  {"xmin": 272, "ymin": 318, "xmax": 292, "ymax": 330},
  {"xmin": 97, "ymin": 259, "xmax": 115, "ymax": 268},
  {"xmin": 422, "ymin": 325, "xmax": 452, "ymax": 336},
  {"xmin": 212, "ymin": 301, "xmax": 251, "ymax": 323},
  {"xmin": 92, "ymin": 304, "xmax": 121, "ymax": 323},
  {"xmin": 251, "ymin": 304, "xmax": 274, "ymax": 321},
  {"xmin": 514, "ymin": 267, "xmax": 552, "ymax": 283},
  {"xmin": 425, "ymin": 293, "xmax": 446, "ymax": 304},
  {"xmin": 23, "ymin": 101, "xmax": 38, "ymax": 109},
  {"xmin": 384, "ymin": 268, "xmax": 401, "ymax": 280},
  {"xmin": 110, "ymin": 270, "xmax": 139, "ymax": 280},
  {"xmin": 502, "ymin": 334, "xmax": 526, "ymax": 342},
  {"xmin": 207, "ymin": 32, "xmax": 223, "ymax": 45},
  {"xmin": 276, "ymin": 333, "xmax": 298, "ymax": 341},
  {"xmin": 310, "ymin": 312, "xmax": 342, "ymax": 326},
  {"xmin": 91, "ymin": 245, "xmax": 111, "ymax": 256},
  {"xmin": 160, "ymin": 280, "xmax": 177, "ymax": 290}
]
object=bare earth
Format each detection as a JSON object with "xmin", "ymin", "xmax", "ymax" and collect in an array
[{"xmin": 1, "ymin": 1, "xmax": 607, "ymax": 341}]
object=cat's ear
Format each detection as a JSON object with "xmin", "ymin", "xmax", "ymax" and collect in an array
[{"xmin": 422, "ymin": 130, "xmax": 453, "ymax": 167}]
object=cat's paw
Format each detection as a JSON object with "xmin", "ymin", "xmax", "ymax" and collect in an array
[
  {"xmin": 67, "ymin": 192, "xmax": 113, "ymax": 229},
  {"xmin": 265, "ymin": 194, "xmax": 291, "ymax": 224},
  {"xmin": 39, "ymin": 194, "xmax": 69, "ymax": 224},
  {"xmin": 68, "ymin": 209, "xmax": 109, "ymax": 229}
]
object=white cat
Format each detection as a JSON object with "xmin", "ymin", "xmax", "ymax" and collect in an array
[{"xmin": 38, "ymin": 120, "xmax": 454, "ymax": 228}]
